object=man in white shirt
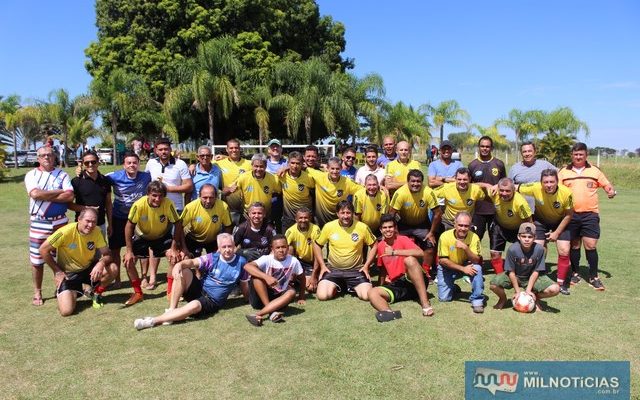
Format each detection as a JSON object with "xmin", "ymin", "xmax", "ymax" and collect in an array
[{"xmin": 355, "ymin": 145, "xmax": 386, "ymax": 185}]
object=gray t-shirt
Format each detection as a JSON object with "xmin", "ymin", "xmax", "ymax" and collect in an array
[
  {"xmin": 504, "ymin": 242, "xmax": 546, "ymax": 280},
  {"xmin": 508, "ymin": 159, "xmax": 556, "ymax": 210}
]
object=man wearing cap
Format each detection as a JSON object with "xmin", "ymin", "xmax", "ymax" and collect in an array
[
  {"xmin": 428, "ymin": 140, "xmax": 463, "ymax": 189},
  {"xmin": 377, "ymin": 135, "xmax": 397, "ymax": 167},
  {"xmin": 265, "ymin": 139, "xmax": 288, "ymax": 174}
]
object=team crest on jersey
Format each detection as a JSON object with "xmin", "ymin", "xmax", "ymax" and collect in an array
[
  {"xmin": 491, "ymin": 167, "xmax": 499, "ymax": 176},
  {"xmin": 261, "ymin": 237, "xmax": 268, "ymax": 246},
  {"xmin": 297, "ymin": 184, "xmax": 305, "ymax": 192},
  {"xmin": 263, "ymin": 186, "xmax": 270, "ymax": 194},
  {"xmin": 507, "ymin": 210, "xmax": 514, "ymax": 217},
  {"xmin": 466, "ymin": 199, "xmax": 474, "ymax": 206},
  {"xmin": 419, "ymin": 199, "xmax": 426, "ymax": 208},
  {"xmin": 351, "ymin": 233, "xmax": 360, "ymax": 242},
  {"xmin": 553, "ymin": 201, "xmax": 561, "ymax": 209},
  {"xmin": 306, "ymin": 238, "xmax": 312, "ymax": 245},
  {"xmin": 87, "ymin": 241, "xmax": 95, "ymax": 250},
  {"xmin": 211, "ymin": 215, "xmax": 219, "ymax": 223},
  {"xmin": 376, "ymin": 204, "xmax": 382, "ymax": 211},
  {"xmin": 336, "ymin": 189, "xmax": 344, "ymax": 197},
  {"xmin": 239, "ymin": 169, "xmax": 246, "ymax": 174},
  {"xmin": 159, "ymin": 215, "xmax": 166, "ymax": 223}
]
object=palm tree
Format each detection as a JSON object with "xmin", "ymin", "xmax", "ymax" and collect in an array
[
  {"xmin": 165, "ymin": 36, "xmax": 241, "ymax": 146},
  {"xmin": 544, "ymin": 107, "xmax": 590, "ymax": 139},
  {"xmin": 0, "ymin": 95, "xmax": 21, "ymax": 168},
  {"xmin": 379, "ymin": 101, "xmax": 431, "ymax": 145},
  {"xmin": 345, "ymin": 72, "xmax": 385, "ymax": 144},
  {"xmin": 239, "ymin": 73, "xmax": 273, "ymax": 147},
  {"xmin": 421, "ymin": 100, "xmax": 470, "ymax": 144},
  {"xmin": 270, "ymin": 57, "xmax": 353, "ymax": 144},
  {"xmin": 495, "ymin": 109, "xmax": 542, "ymax": 161}
]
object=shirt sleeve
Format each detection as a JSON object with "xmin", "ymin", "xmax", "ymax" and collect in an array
[
  {"xmin": 61, "ymin": 172, "xmax": 73, "ymax": 191},
  {"xmin": 389, "ymin": 190, "xmax": 403, "ymax": 211},
  {"xmin": 427, "ymin": 162, "xmax": 436, "ymax": 177},
  {"xmin": 364, "ymin": 226, "xmax": 376, "ymax": 246},
  {"xmin": 47, "ymin": 229, "xmax": 65, "ymax": 249},
  {"xmin": 534, "ymin": 245, "xmax": 546, "ymax": 272},
  {"xmin": 254, "ymin": 255, "xmax": 269, "ymax": 272},
  {"xmin": 178, "ymin": 162, "xmax": 191, "ymax": 180},
  {"xmin": 316, "ymin": 225, "xmax": 329, "ymax": 246},
  {"xmin": 504, "ymin": 246, "xmax": 515, "ymax": 272},
  {"xmin": 291, "ymin": 257, "xmax": 304, "ymax": 275},
  {"xmin": 221, "ymin": 203, "xmax": 232, "ymax": 226}
]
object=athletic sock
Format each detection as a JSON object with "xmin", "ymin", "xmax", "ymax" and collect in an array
[
  {"xmin": 95, "ymin": 285, "xmax": 107, "ymax": 295},
  {"xmin": 585, "ymin": 249, "xmax": 599, "ymax": 279},
  {"xmin": 570, "ymin": 248, "xmax": 581, "ymax": 274},
  {"xmin": 167, "ymin": 277, "xmax": 174, "ymax": 296},
  {"xmin": 491, "ymin": 258, "xmax": 504, "ymax": 274},
  {"xmin": 556, "ymin": 255, "xmax": 570, "ymax": 284},
  {"xmin": 131, "ymin": 279, "xmax": 143, "ymax": 295}
]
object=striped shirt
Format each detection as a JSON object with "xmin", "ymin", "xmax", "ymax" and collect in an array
[{"xmin": 24, "ymin": 167, "xmax": 73, "ymax": 218}]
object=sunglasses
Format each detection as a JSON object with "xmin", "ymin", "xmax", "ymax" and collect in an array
[
  {"xmin": 198, "ymin": 154, "xmax": 212, "ymax": 159},
  {"xmin": 344, "ymin": 156, "xmax": 355, "ymax": 160},
  {"xmin": 83, "ymin": 160, "xmax": 98, "ymax": 166}
]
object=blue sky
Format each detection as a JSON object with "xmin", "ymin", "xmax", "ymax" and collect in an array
[{"xmin": 1, "ymin": 1, "xmax": 638, "ymax": 150}]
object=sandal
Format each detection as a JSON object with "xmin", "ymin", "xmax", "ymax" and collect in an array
[
  {"xmin": 146, "ymin": 281, "xmax": 157, "ymax": 291},
  {"xmin": 422, "ymin": 306, "xmax": 434, "ymax": 317},
  {"xmin": 32, "ymin": 292, "xmax": 43, "ymax": 306},
  {"xmin": 246, "ymin": 314, "xmax": 263, "ymax": 327},
  {"xmin": 269, "ymin": 312, "xmax": 285, "ymax": 323},
  {"xmin": 375, "ymin": 310, "xmax": 400, "ymax": 323}
]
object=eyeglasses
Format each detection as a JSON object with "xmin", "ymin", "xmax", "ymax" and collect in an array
[
  {"xmin": 83, "ymin": 160, "xmax": 98, "ymax": 166},
  {"xmin": 198, "ymin": 154, "xmax": 212, "ymax": 159}
]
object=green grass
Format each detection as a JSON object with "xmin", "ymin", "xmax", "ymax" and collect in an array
[{"xmin": 0, "ymin": 167, "xmax": 638, "ymax": 399}]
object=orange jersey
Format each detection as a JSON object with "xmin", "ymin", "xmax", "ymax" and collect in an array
[{"xmin": 558, "ymin": 163, "xmax": 611, "ymax": 213}]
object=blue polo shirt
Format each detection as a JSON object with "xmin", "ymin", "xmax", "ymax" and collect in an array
[{"xmin": 191, "ymin": 163, "xmax": 222, "ymax": 200}]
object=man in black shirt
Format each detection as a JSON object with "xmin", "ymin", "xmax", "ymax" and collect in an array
[{"xmin": 70, "ymin": 151, "xmax": 112, "ymax": 238}]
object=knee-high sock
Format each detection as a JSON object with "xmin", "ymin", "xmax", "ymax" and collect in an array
[
  {"xmin": 557, "ymin": 255, "xmax": 570, "ymax": 284},
  {"xmin": 585, "ymin": 249, "xmax": 599, "ymax": 279},
  {"xmin": 131, "ymin": 279, "xmax": 143, "ymax": 295},
  {"xmin": 167, "ymin": 276, "xmax": 174, "ymax": 296},
  {"xmin": 570, "ymin": 248, "xmax": 581, "ymax": 274},
  {"xmin": 491, "ymin": 258, "xmax": 504, "ymax": 274}
]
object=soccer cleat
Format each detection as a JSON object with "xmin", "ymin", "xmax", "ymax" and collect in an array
[
  {"xmin": 559, "ymin": 285, "xmax": 571, "ymax": 296},
  {"xmin": 134, "ymin": 317, "xmax": 155, "ymax": 330},
  {"xmin": 570, "ymin": 274, "xmax": 582, "ymax": 286},
  {"xmin": 124, "ymin": 292, "xmax": 144, "ymax": 306},
  {"xmin": 92, "ymin": 294, "xmax": 105, "ymax": 308},
  {"xmin": 589, "ymin": 277, "xmax": 605, "ymax": 291}
]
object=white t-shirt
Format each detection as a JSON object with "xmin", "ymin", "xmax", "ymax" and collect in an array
[
  {"xmin": 145, "ymin": 157, "xmax": 192, "ymax": 210},
  {"xmin": 355, "ymin": 164, "xmax": 386, "ymax": 185},
  {"xmin": 252, "ymin": 254, "xmax": 303, "ymax": 293},
  {"xmin": 24, "ymin": 167, "xmax": 73, "ymax": 218}
]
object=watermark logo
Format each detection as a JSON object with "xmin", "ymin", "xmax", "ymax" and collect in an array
[{"xmin": 473, "ymin": 367, "xmax": 519, "ymax": 395}]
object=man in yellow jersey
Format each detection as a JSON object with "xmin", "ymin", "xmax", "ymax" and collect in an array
[
  {"xmin": 180, "ymin": 184, "xmax": 232, "ymax": 258},
  {"xmin": 518, "ymin": 169, "xmax": 574, "ymax": 294},
  {"xmin": 558, "ymin": 142, "xmax": 616, "ymax": 291},
  {"xmin": 313, "ymin": 157, "xmax": 361, "ymax": 227},
  {"xmin": 218, "ymin": 139, "xmax": 252, "ymax": 225},
  {"xmin": 235, "ymin": 153, "xmax": 281, "ymax": 221},
  {"xmin": 279, "ymin": 151, "xmax": 315, "ymax": 232},
  {"xmin": 313, "ymin": 201, "xmax": 376, "ymax": 301},
  {"xmin": 487, "ymin": 178, "xmax": 532, "ymax": 274},
  {"xmin": 285, "ymin": 207, "xmax": 321, "ymax": 291},
  {"xmin": 384, "ymin": 140, "xmax": 421, "ymax": 194},
  {"xmin": 436, "ymin": 212, "xmax": 485, "ymax": 313},
  {"xmin": 435, "ymin": 167, "xmax": 486, "ymax": 230},
  {"xmin": 354, "ymin": 174, "xmax": 389, "ymax": 233},
  {"xmin": 39, "ymin": 208, "xmax": 117, "ymax": 316},
  {"xmin": 124, "ymin": 181, "xmax": 184, "ymax": 305},
  {"xmin": 389, "ymin": 169, "xmax": 442, "ymax": 273}
]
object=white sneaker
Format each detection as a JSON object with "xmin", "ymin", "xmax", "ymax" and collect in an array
[
  {"xmin": 162, "ymin": 309, "xmax": 174, "ymax": 326},
  {"xmin": 134, "ymin": 317, "xmax": 155, "ymax": 330}
]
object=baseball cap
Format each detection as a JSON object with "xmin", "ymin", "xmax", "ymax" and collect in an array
[
  {"xmin": 267, "ymin": 139, "xmax": 281, "ymax": 147},
  {"xmin": 440, "ymin": 140, "xmax": 453, "ymax": 149},
  {"xmin": 518, "ymin": 222, "xmax": 536, "ymax": 235}
]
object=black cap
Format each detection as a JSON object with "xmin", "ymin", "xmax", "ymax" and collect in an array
[{"xmin": 440, "ymin": 140, "xmax": 454, "ymax": 149}]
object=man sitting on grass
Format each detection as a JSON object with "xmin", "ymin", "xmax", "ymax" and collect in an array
[
  {"xmin": 363, "ymin": 214, "xmax": 434, "ymax": 322},
  {"xmin": 243, "ymin": 235, "xmax": 306, "ymax": 326},
  {"xmin": 490, "ymin": 222, "xmax": 560, "ymax": 311},
  {"xmin": 40, "ymin": 208, "xmax": 117, "ymax": 316},
  {"xmin": 134, "ymin": 233, "xmax": 246, "ymax": 330}
]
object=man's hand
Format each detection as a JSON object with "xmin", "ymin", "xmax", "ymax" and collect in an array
[
  {"xmin": 90, "ymin": 263, "xmax": 104, "ymax": 282},
  {"xmin": 424, "ymin": 232, "xmax": 436, "ymax": 246},
  {"xmin": 455, "ymin": 239, "xmax": 469, "ymax": 251},
  {"xmin": 359, "ymin": 265, "xmax": 371, "ymax": 281},
  {"xmin": 75, "ymin": 165, "xmax": 82, "ymax": 177},
  {"xmin": 54, "ymin": 271, "xmax": 66, "ymax": 289},
  {"xmin": 462, "ymin": 265, "xmax": 477, "ymax": 276},
  {"xmin": 488, "ymin": 184, "xmax": 498, "ymax": 196},
  {"xmin": 123, "ymin": 251, "xmax": 136, "ymax": 270},
  {"xmin": 306, "ymin": 276, "xmax": 318, "ymax": 292},
  {"xmin": 226, "ymin": 183, "xmax": 238, "ymax": 194},
  {"xmin": 264, "ymin": 275, "xmax": 278, "ymax": 288},
  {"xmin": 547, "ymin": 230, "xmax": 559, "ymax": 242},
  {"xmin": 166, "ymin": 249, "xmax": 178, "ymax": 264},
  {"xmin": 318, "ymin": 265, "xmax": 330, "ymax": 279},
  {"xmin": 607, "ymin": 189, "xmax": 617, "ymax": 199},
  {"xmin": 383, "ymin": 245, "xmax": 394, "ymax": 256}
]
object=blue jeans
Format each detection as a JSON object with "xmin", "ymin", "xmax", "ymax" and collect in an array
[{"xmin": 437, "ymin": 264, "xmax": 484, "ymax": 307}]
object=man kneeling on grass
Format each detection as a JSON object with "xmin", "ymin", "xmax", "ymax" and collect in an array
[
  {"xmin": 363, "ymin": 214, "xmax": 434, "ymax": 322},
  {"xmin": 134, "ymin": 233, "xmax": 246, "ymax": 330},
  {"xmin": 243, "ymin": 235, "xmax": 306, "ymax": 326},
  {"xmin": 490, "ymin": 222, "xmax": 560, "ymax": 311}
]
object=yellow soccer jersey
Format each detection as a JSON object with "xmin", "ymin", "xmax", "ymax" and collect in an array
[
  {"xmin": 285, "ymin": 223, "xmax": 321, "ymax": 264},
  {"xmin": 316, "ymin": 220, "xmax": 376, "ymax": 270},
  {"xmin": 181, "ymin": 198, "xmax": 232, "ymax": 243},
  {"xmin": 435, "ymin": 182, "xmax": 486, "ymax": 223},
  {"xmin": 389, "ymin": 184, "xmax": 439, "ymax": 226},
  {"xmin": 236, "ymin": 172, "xmax": 281, "ymax": 218},
  {"xmin": 518, "ymin": 182, "xmax": 573, "ymax": 225},
  {"xmin": 217, "ymin": 157, "xmax": 252, "ymax": 212},
  {"xmin": 128, "ymin": 196, "xmax": 181, "ymax": 240},
  {"xmin": 385, "ymin": 159, "xmax": 422, "ymax": 185},
  {"xmin": 353, "ymin": 189, "xmax": 389, "ymax": 232},
  {"xmin": 47, "ymin": 223, "xmax": 107, "ymax": 273},
  {"xmin": 280, "ymin": 170, "xmax": 315, "ymax": 220},
  {"xmin": 437, "ymin": 228, "xmax": 481, "ymax": 266},
  {"xmin": 314, "ymin": 174, "xmax": 361, "ymax": 226},
  {"xmin": 489, "ymin": 191, "xmax": 532, "ymax": 230}
]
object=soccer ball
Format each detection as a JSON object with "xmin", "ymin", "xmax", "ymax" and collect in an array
[{"xmin": 513, "ymin": 292, "xmax": 536, "ymax": 313}]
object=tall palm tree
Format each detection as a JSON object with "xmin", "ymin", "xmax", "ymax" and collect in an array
[
  {"xmin": 544, "ymin": 107, "xmax": 590, "ymax": 139},
  {"xmin": 421, "ymin": 100, "xmax": 470, "ymax": 144},
  {"xmin": 239, "ymin": 72, "xmax": 273, "ymax": 147},
  {"xmin": 165, "ymin": 36, "xmax": 241, "ymax": 146},
  {"xmin": 495, "ymin": 109, "xmax": 541, "ymax": 161},
  {"xmin": 0, "ymin": 95, "xmax": 21, "ymax": 168},
  {"xmin": 345, "ymin": 72, "xmax": 385, "ymax": 144},
  {"xmin": 380, "ymin": 101, "xmax": 431, "ymax": 145}
]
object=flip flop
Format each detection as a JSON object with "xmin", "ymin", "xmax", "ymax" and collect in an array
[
  {"xmin": 32, "ymin": 295, "xmax": 43, "ymax": 306},
  {"xmin": 422, "ymin": 306, "xmax": 434, "ymax": 317},
  {"xmin": 376, "ymin": 310, "xmax": 399, "ymax": 323},
  {"xmin": 269, "ymin": 312, "xmax": 285, "ymax": 323},
  {"xmin": 246, "ymin": 314, "xmax": 263, "ymax": 327},
  {"xmin": 146, "ymin": 282, "xmax": 157, "ymax": 291}
]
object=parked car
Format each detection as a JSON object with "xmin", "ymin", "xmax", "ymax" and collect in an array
[
  {"xmin": 98, "ymin": 148, "xmax": 113, "ymax": 164},
  {"xmin": 5, "ymin": 151, "xmax": 28, "ymax": 167},
  {"xmin": 26, "ymin": 151, "xmax": 38, "ymax": 166}
]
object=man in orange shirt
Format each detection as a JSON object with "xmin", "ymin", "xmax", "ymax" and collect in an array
[{"xmin": 558, "ymin": 143, "xmax": 616, "ymax": 291}]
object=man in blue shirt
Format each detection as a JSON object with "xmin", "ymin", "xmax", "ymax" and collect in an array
[
  {"xmin": 134, "ymin": 233, "xmax": 246, "ymax": 329},
  {"xmin": 189, "ymin": 145, "xmax": 222, "ymax": 201},
  {"xmin": 265, "ymin": 139, "xmax": 288, "ymax": 174},
  {"xmin": 428, "ymin": 140, "xmax": 464, "ymax": 188},
  {"xmin": 377, "ymin": 135, "xmax": 397, "ymax": 167},
  {"xmin": 340, "ymin": 147, "xmax": 357, "ymax": 181}
]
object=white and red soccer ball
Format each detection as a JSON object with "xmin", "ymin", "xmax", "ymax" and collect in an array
[{"xmin": 513, "ymin": 292, "xmax": 536, "ymax": 313}]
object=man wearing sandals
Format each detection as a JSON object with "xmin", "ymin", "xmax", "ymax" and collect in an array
[
  {"xmin": 39, "ymin": 208, "xmax": 117, "ymax": 316},
  {"xmin": 134, "ymin": 233, "xmax": 246, "ymax": 330},
  {"xmin": 244, "ymin": 235, "xmax": 306, "ymax": 326},
  {"xmin": 363, "ymin": 214, "xmax": 434, "ymax": 322},
  {"xmin": 558, "ymin": 142, "xmax": 616, "ymax": 291}
]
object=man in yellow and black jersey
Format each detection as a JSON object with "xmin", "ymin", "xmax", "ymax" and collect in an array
[
  {"xmin": 518, "ymin": 168, "xmax": 574, "ymax": 294},
  {"xmin": 313, "ymin": 157, "xmax": 361, "ymax": 226},
  {"xmin": 384, "ymin": 140, "xmax": 421, "ymax": 196},
  {"xmin": 235, "ymin": 153, "xmax": 281, "ymax": 222},
  {"xmin": 124, "ymin": 181, "xmax": 184, "ymax": 305},
  {"xmin": 354, "ymin": 174, "xmax": 389, "ymax": 233},
  {"xmin": 285, "ymin": 207, "xmax": 321, "ymax": 291},
  {"xmin": 180, "ymin": 184, "xmax": 232, "ymax": 257},
  {"xmin": 435, "ymin": 167, "xmax": 486, "ymax": 230},
  {"xmin": 279, "ymin": 151, "xmax": 315, "ymax": 232},
  {"xmin": 218, "ymin": 139, "xmax": 252, "ymax": 225}
]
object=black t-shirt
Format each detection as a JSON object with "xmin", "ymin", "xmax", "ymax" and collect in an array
[
  {"xmin": 71, "ymin": 172, "xmax": 112, "ymax": 226},
  {"xmin": 504, "ymin": 242, "xmax": 546, "ymax": 280},
  {"xmin": 233, "ymin": 221, "xmax": 276, "ymax": 255},
  {"xmin": 468, "ymin": 157, "xmax": 506, "ymax": 215}
]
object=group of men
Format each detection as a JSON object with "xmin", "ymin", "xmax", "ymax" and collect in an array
[{"xmin": 25, "ymin": 134, "xmax": 615, "ymax": 326}]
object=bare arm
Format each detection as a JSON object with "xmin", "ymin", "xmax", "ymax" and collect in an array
[{"xmin": 166, "ymin": 178, "xmax": 193, "ymax": 194}]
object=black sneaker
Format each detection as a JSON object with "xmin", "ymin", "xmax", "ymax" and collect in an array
[
  {"xmin": 589, "ymin": 277, "xmax": 605, "ymax": 291},
  {"xmin": 570, "ymin": 274, "xmax": 581, "ymax": 286},
  {"xmin": 559, "ymin": 285, "xmax": 571, "ymax": 296}
]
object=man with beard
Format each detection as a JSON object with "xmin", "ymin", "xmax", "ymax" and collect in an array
[
  {"xmin": 435, "ymin": 167, "xmax": 486, "ymax": 230},
  {"xmin": 279, "ymin": 152, "xmax": 316, "ymax": 233},
  {"xmin": 340, "ymin": 147, "xmax": 358, "ymax": 181},
  {"xmin": 355, "ymin": 145, "xmax": 386, "ymax": 185}
]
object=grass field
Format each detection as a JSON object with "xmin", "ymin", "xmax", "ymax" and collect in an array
[{"xmin": 0, "ymin": 164, "xmax": 638, "ymax": 399}]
